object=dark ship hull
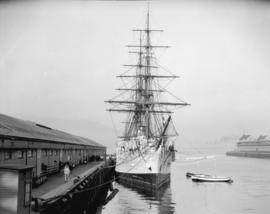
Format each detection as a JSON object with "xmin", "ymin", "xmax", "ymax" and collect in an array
[{"xmin": 116, "ymin": 172, "xmax": 170, "ymax": 191}]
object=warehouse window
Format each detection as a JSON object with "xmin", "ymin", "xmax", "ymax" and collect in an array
[
  {"xmin": 17, "ymin": 150, "xmax": 23, "ymax": 159},
  {"xmin": 4, "ymin": 150, "xmax": 12, "ymax": 160},
  {"xmin": 48, "ymin": 150, "xmax": 52, "ymax": 156},
  {"xmin": 54, "ymin": 150, "xmax": 57, "ymax": 156},
  {"xmin": 27, "ymin": 150, "xmax": 33, "ymax": 158}
]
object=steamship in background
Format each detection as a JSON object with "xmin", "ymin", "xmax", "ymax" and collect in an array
[
  {"xmin": 106, "ymin": 9, "xmax": 189, "ymax": 191},
  {"xmin": 227, "ymin": 134, "xmax": 270, "ymax": 159}
]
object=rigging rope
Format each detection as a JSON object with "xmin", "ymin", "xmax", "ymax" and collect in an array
[{"xmin": 109, "ymin": 113, "xmax": 118, "ymax": 141}]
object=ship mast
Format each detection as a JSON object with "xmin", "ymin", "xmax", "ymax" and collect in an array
[
  {"xmin": 106, "ymin": 9, "xmax": 189, "ymax": 140},
  {"xmin": 145, "ymin": 8, "xmax": 151, "ymax": 138}
]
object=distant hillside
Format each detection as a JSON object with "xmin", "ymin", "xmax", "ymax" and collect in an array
[
  {"xmin": 14, "ymin": 115, "xmax": 117, "ymax": 154},
  {"xmin": 177, "ymin": 135, "xmax": 238, "ymax": 155}
]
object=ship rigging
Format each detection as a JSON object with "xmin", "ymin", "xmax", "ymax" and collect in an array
[
  {"xmin": 106, "ymin": 11, "xmax": 189, "ymax": 141},
  {"xmin": 106, "ymin": 7, "xmax": 189, "ymax": 191}
]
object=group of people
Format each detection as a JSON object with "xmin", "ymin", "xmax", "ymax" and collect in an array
[{"xmin": 117, "ymin": 135, "xmax": 154, "ymax": 157}]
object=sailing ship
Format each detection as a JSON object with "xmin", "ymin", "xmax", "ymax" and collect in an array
[{"xmin": 106, "ymin": 9, "xmax": 189, "ymax": 191}]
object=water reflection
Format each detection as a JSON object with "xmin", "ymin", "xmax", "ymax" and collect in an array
[
  {"xmin": 103, "ymin": 156, "xmax": 270, "ymax": 214},
  {"xmin": 106, "ymin": 182, "xmax": 175, "ymax": 214}
]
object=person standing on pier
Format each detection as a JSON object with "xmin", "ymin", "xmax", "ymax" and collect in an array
[{"xmin": 64, "ymin": 163, "xmax": 70, "ymax": 182}]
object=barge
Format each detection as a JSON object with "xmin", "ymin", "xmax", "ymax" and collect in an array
[{"xmin": 226, "ymin": 135, "xmax": 270, "ymax": 159}]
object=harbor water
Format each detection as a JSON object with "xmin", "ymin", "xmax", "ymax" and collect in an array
[{"xmin": 103, "ymin": 154, "xmax": 270, "ymax": 214}]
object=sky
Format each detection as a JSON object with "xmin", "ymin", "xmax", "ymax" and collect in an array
[{"xmin": 0, "ymin": 0, "xmax": 270, "ymax": 151}]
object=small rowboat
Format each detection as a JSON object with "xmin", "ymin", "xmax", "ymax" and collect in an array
[
  {"xmin": 186, "ymin": 172, "xmax": 210, "ymax": 178},
  {"xmin": 191, "ymin": 175, "xmax": 233, "ymax": 183},
  {"xmin": 186, "ymin": 172, "xmax": 195, "ymax": 178}
]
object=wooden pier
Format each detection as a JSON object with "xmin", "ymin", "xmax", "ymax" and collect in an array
[{"xmin": 31, "ymin": 160, "xmax": 115, "ymax": 214}]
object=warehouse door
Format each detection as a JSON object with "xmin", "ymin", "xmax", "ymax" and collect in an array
[
  {"xmin": 60, "ymin": 150, "xmax": 63, "ymax": 162},
  {"xmin": 36, "ymin": 149, "xmax": 42, "ymax": 177}
]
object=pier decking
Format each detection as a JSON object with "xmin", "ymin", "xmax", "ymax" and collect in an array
[{"xmin": 32, "ymin": 161, "xmax": 104, "ymax": 200}]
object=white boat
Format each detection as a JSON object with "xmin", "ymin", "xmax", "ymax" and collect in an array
[
  {"xmin": 106, "ymin": 7, "xmax": 189, "ymax": 191},
  {"xmin": 186, "ymin": 172, "xmax": 210, "ymax": 178},
  {"xmin": 191, "ymin": 175, "xmax": 233, "ymax": 183}
]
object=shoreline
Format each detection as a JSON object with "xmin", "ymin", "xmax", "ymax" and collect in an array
[{"xmin": 226, "ymin": 151, "xmax": 270, "ymax": 159}]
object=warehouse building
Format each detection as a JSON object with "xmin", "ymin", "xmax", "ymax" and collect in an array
[{"xmin": 0, "ymin": 114, "xmax": 106, "ymax": 185}]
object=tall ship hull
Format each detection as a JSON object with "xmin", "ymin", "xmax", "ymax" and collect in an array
[
  {"xmin": 116, "ymin": 138, "xmax": 174, "ymax": 190},
  {"xmin": 106, "ymin": 6, "xmax": 189, "ymax": 191}
]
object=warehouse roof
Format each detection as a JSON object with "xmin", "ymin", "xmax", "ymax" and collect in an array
[{"xmin": 0, "ymin": 114, "xmax": 105, "ymax": 148}]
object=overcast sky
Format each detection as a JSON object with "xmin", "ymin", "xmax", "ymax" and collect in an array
[{"xmin": 0, "ymin": 0, "xmax": 269, "ymax": 148}]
